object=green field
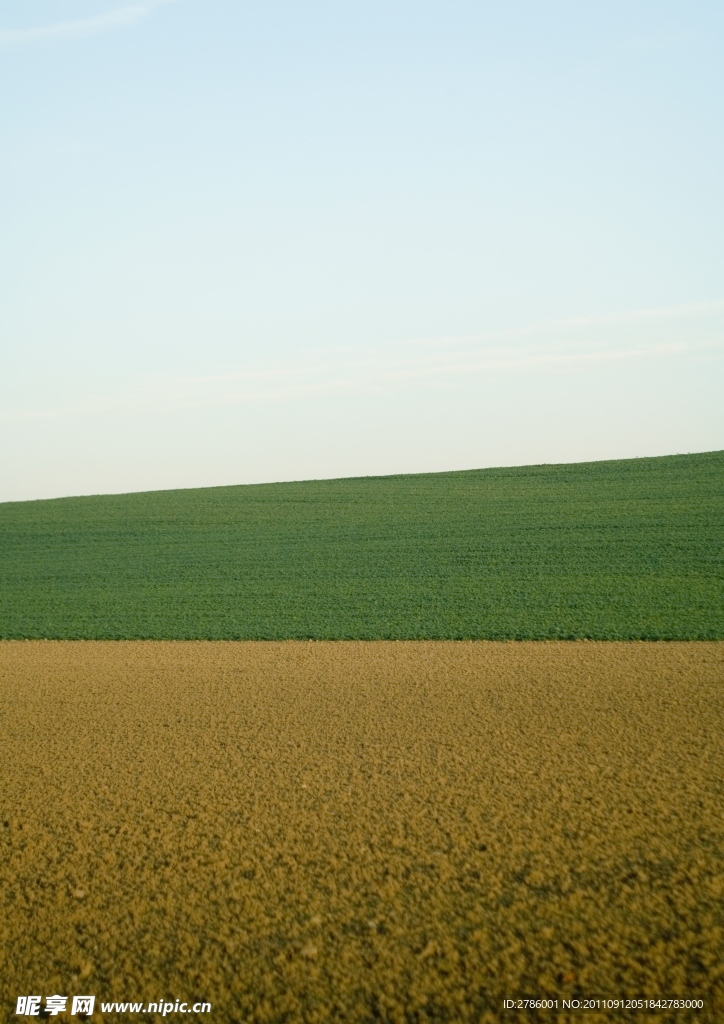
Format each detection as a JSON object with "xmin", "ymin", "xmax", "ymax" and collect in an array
[{"xmin": 1, "ymin": 450, "xmax": 722, "ymax": 640}]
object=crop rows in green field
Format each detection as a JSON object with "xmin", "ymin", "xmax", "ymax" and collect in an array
[{"xmin": 1, "ymin": 450, "xmax": 722, "ymax": 639}]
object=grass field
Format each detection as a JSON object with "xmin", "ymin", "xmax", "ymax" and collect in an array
[
  {"xmin": 1, "ymin": 641, "xmax": 722, "ymax": 1023},
  {"xmin": 1, "ymin": 451, "xmax": 722, "ymax": 640}
]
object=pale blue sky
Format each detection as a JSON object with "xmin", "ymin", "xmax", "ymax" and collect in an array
[{"xmin": 1, "ymin": 1, "xmax": 723, "ymax": 500}]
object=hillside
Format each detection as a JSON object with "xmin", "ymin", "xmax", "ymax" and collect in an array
[{"xmin": 1, "ymin": 450, "xmax": 722, "ymax": 639}]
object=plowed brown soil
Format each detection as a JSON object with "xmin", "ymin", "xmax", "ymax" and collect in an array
[{"xmin": 1, "ymin": 642, "xmax": 723, "ymax": 1024}]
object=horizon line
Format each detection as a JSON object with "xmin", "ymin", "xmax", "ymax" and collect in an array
[{"xmin": 2, "ymin": 448, "xmax": 721, "ymax": 507}]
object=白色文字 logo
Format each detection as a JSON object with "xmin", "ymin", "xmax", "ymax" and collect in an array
[{"xmin": 16, "ymin": 994, "xmax": 95, "ymax": 1016}]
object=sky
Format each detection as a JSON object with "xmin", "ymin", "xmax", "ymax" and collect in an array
[{"xmin": 1, "ymin": 1, "xmax": 723, "ymax": 502}]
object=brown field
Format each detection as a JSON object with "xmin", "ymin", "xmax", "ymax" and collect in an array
[{"xmin": 1, "ymin": 642, "xmax": 723, "ymax": 1024}]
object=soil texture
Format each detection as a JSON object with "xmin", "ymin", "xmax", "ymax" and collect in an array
[{"xmin": 1, "ymin": 641, "xmax": 722, "ymax": 1023}]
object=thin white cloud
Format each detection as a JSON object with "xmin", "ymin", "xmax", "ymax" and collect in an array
[
  {"xmin": 170, "ymin": 338, "xmax": 724, "ymax": 409},
  {"xmin": 3, "ymin": 298, "xmax": 722, "ymax": 424},
  {"xmin": 3, "ymin": 335, "xmax": 722, "ymax": 425},
  {"xmin": 0, "ymin": 1, "xmax": 177, "ymax": 44}
]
